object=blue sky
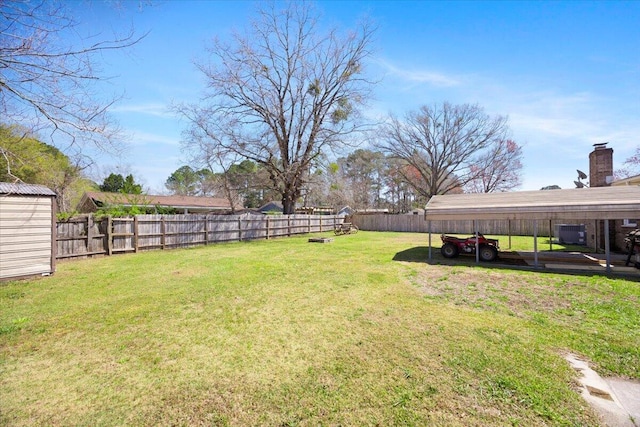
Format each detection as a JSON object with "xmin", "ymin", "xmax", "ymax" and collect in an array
[{"xmin": 70, "ymin": 0, "xmax": 640, "ymax": 194}]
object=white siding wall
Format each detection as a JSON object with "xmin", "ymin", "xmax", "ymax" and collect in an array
[{"xmin": 0, "ymin": 196, "xmax": 54, "ymax": 280}]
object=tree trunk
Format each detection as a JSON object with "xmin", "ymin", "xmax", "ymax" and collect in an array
[
  {"xmin": 282, "ymin": 185, "xmax": 298, "ymax": 214},
  {"xmin": 282, "ymin": 195, "xmax": 296, "ymax": 215}
]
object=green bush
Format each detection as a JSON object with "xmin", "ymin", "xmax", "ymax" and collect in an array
[
  {"xmin": 94, "ymin": 204, "xmax": 179, "ymax": 218},
  {"xmin": 56, "ymin": 210, "xmax": 79, "ymax": 221}
]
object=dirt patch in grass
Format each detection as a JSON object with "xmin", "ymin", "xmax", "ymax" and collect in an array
[
  {"xmin": 409, "ymin": 262, "xmax": 640, "ymax": 378},
  {"xmin": 414, "ymin": 264, "xmax": 630, "ymax": 321}
]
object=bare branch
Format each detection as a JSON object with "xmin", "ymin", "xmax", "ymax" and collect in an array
[{"xmin": 1, "ymin": 0, "xmax": 144, "ymax": 151}]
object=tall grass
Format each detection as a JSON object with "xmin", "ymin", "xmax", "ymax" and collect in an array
[{"xmin": 1, "ymin": 232, "xmax": 637, "ymax": 426}]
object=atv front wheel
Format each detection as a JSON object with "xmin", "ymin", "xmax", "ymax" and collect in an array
[
  {"xmin": 441, "ymin": 242, "xmax": 459, "ymax": 258},
  {"xmin": 479, "ymin": 245, "xmax": 498, "ymax": 262}
]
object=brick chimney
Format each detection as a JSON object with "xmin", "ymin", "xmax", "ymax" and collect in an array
[{"xmin": 589, "ymin": 143, "xmax": 613, "ymax": 187}]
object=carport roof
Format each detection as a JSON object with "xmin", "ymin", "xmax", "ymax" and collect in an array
[{"xmin": 424, "ymin": 186, "xmax": 640, "ymax": 221}]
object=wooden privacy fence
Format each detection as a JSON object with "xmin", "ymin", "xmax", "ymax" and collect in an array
[
  {"xmin": 352, "ymin": 214, "xmax": 569, "ymax": 237},
  {"xmin": 56, "ymin": 214, "xmax": 345, "ymax": 259}
]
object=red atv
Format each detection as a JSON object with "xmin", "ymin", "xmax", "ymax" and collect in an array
[{"xmin": 440, "ymin": 233, "xmax": 500, "ymax": 262}]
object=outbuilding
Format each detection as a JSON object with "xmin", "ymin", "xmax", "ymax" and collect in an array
[
  {"xmin": 0, "ymin": 182, "xmax": 57, "ymax": 281},
  {"xmin": 424, "ymin": 186, "xmax": 640, "ymax": 273}
]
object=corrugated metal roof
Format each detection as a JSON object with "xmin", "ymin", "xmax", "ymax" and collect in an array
[
  {"xmin": 424, "ymin": 186, "xmax": 640, "ymax": 221},
  {"xmin": 0, "ymin": 182, "xmax": 56, "ymax": 197}
]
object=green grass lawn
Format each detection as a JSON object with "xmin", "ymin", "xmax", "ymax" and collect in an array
[{"xmin": 1, "ymin": 232, "xmax": 638, "ymax": 426}]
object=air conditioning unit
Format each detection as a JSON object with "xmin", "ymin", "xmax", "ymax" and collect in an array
[{"xmin": 554, "ymin": 224, "xmax": 586, "ymax": 245}]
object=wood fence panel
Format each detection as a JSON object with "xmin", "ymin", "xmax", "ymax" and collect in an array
[
  {"xmin": 206, "ymin": 215, "xmax": 241, "ymax": 242},
  {"xmin": 290, "ymin": 214, "xmax": 310, "ymax": 236},
  {"xmin": 268, "ymin": 216, "xmax": 288, "ymax": 238},
  {"xmin": 136, "ymin": 214, "xmax": 163, "ymax": 250},
  {"xmin": 241, "ymin": 216, "xmax": 256, "ymax": 240},
  {"xmin": 56, "ymin": 218, "xmax": 85, "ymax": 258},
  {"xmin": 112, "ymin": 218, "xmax": 135, "ymax": 253},
  {"xmin": 56, "ymin": 214, "xmax": 346, "ymax": 259},
  {"xmin": 57, "ymin": 216, "xmax": 108, "ymax": 258},
  {"xmin": 88, "ymin": 217, "xmax": 107, "ymax": 254},
  {"xmin": 352, "ymin": 214, "xmax": 560, "ymax": 237},
  {"xmin": 320, "ymin": 215, "xmax": 340, "ymax": 233},
  {"xmin": 162, "ymin": 215, "xmax": 206, "ymax": 248}
]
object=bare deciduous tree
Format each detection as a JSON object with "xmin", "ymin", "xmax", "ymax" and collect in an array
[
  {"xmin": 0, "ymin": 1, "xmax": 142, "ymax": 154},
  {"xmin": 179, "ymin": 2, "xmax": 375, "ymax": 214},
  {"xmin": 377, "ymin": 103, "xmax": 513, "ymax": 199},
  {"xmin": 464, "ymin": 139, "xmax": 523, "ymax": 193},
  {"xmin": 615, "ymin": 146, "xmax": 640, "ymax": 179}
]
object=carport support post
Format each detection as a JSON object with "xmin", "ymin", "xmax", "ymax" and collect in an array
[
  {"xmin": 474, "ymin": 220, "xmax": 480, "ymax": 264},
  {"xmin": 604, "ymin": 220, "xmax": 611, "ymax": 273},
  {"xmin": 533, "ymin": 220, "xmax": 539, "ymax": 269},
  {"xmin": 428, "ymin": 221, "xmax": 432, "ymax": 260}
]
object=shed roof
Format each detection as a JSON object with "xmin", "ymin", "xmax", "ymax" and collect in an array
[
  {"xmin": 0, "ymin": 182, "xmax": 56, "ymax": 197},
  {"xmin": 258, "ymin": 201, "xmax": 283, "ymax": 213},
  {"xmin": 424, "ymin": 186, "xmax": 640, "ymax": 221}
]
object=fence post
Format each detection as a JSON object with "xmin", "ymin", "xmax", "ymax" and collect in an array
[
  {"xmin": 161, "ymin": 216, "xmax": 166, "ymax": 250},
  {"xmin": 533, "ymin": 220, "xmax": 539, "ymax": 268},
  {"xmin": 107, "ymin": 216, "xmax": 113, "ymax": 256},
  {"xmin": 266, "ymin": 216, "xmax": 270, "ymax": 240},
  {"xmin": 308, "ymin": 215, "xmax": 312, "ymax": 234},
  {"xmin": 238, "ymin": 217, "xmax": 242, "ymax": 241},
  {"xmin": 287, "ymin": 215, "xmax": 291, "ymax": 237},
  {"xmin": 204, "ymin": 215, "xmax": 209, "ymax": 245},
  {"xmin": 134, "ymin": 216, "xmax": 139, "ymax": 253},
  {"xmin": 86, "ymin": 215, "xmax": 92, "ymax": 253}
]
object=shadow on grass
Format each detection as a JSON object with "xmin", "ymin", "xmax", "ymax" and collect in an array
[
  {"xmin": 392, "ymin": 246, "xmax": 526, "ymax": 266},
  {"xmin": 392, "ymin": 246, "xmax": 640, "ymax": 280},
  {"xmin": 392, "ymin": 246, "xmax": 431, "ymax": 263},
  {"xmin": 392, "ymin": 246, "xmax": 528, "ymax": 265}
]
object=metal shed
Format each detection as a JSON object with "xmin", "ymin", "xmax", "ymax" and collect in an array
[
  {"xmin": 0, "ymin": 182, "xmax": 57, "ymax": 281},
  {"xmin": 424, "ymin": 186, "xmax": 640, "ymax": 272}
]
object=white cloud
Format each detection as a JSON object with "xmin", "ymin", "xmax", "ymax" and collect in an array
[
  {"xmin": 376, "ymin": 58, "xmax": 461, "ymax": 87},
  {"xmin": 129, "ymin": 130, "xmax": 181, "ymax": 147},
  {"xmin": 112, "ymin": 103, "xmax": 176, "ymax": 118},
  {"xmin": 474, "ymin": 88, "xmax": 609, "ymax": 146}
]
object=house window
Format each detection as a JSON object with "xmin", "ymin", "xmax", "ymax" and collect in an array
[{"xmin": 622, "ymin": 219, "xmax": 637, "ymax": 228}]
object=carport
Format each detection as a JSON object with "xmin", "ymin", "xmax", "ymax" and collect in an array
[{"xmin": 424, "ymin": 186, "xmax": 640, "ymax": 273}]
